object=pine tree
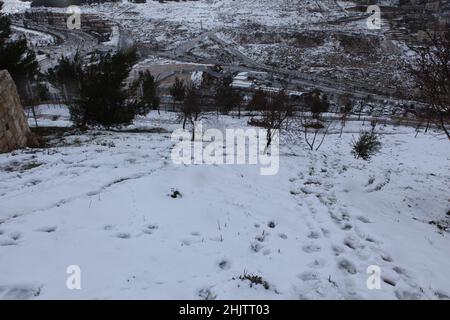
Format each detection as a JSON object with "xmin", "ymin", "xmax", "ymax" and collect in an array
[
  {"xmin": 0, "ymin": 2, "xmax": 39, "ymax": 93},
  {"xmin": 130, "ymin": 70, "xmax": 160, "ymax": 115},
  {"xmin": 48, "ymin": 48, "xmax": 141, "ymax": 128},
  {"xmin": 214, "ymin": 75, "xmax": 242, "ymax": 115},
  {"xmin": 169, "ymin": 77, "xmax": 186, "ymax": 109},
  {"xmin": 351, "ymin": 130, "xmax": 382, "ymax": 160}
]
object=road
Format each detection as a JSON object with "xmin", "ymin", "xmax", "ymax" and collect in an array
[
  {"xmin": 156, "ymin": 26, "xmax": 411, "ymax": 106},
  {"xmin": 12, "ymin": 19, "xmax": 117, "ymax": 72},
  {"xmin": 14, "ymin": 9, "xmax": 416, "ymax": 107}
]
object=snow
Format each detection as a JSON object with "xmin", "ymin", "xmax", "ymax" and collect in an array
[
  {"xmin": 102, "ymin": 26, "xmax": 120, "ymax": 47},
  {"xmin": 1, "ymin": 0, "xmax": 449, "ymax": 300},
  {"xmin": 11, "ymin": 26, "xmax": 56, "ymax": 47},
  {"xmin": 0, "ymin": 106, "xmax": 449, "ymax": 299},
  {"xmin": 1, "ymin": 0, "xmax": 30, "ymax": 14},
  {"xmin": 190, "ymin": 71, "xmax": 204, "ymax": 88}
]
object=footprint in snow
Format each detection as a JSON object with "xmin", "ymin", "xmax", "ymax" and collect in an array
[
  {"xmin": 143, "ymin": 224, "xmax": 158, "ymax": 235},
  {"xmin": 0, "ymin": 239, "xmax": 17, "ymax": 246},
  {"xmin": 217, "ymin": 259, "xmax": 231, "ymax": 270},
  {"xmin": 116, "ymin": 233, "xmax": 131, "ymax": 239},
  {"xmin": 297, "ymin": 271, "xmax": 319, "ymax": 282},
  {"xmin": 9, "ymin": 232, "xmax": 21, "ymax": 241},
  {"xmin": 357, "ymin": 216, "xmax": 371, "ymax": 224},
  {"xmin": 338, "ymin": 259, "xmax": 357, "ymax": 275},
  {"xmin": 181, "ymin": 239, "xmax": 191, "ymax": 246},
  {"xmin": 267, "ymin": 221, "xmax": 276, "ymax": 229},
  {"xmin": 250, "ymin": 242, "xmax": 263, "ymax": 253},
  {"xmin": 307, "ymin": 258, "xmax": 327, "ymax": 269},
  {"xmin": 278, "ymin": 233, "xmax": 288, "ymax": 240},
  {"xmin": 332, "ymin": 245, "xmax": 346, "ymax": 256},
  {"xmin": 35, "ymin": 226, "xmax": 57, "ymax": 233},
  {"xmin": 343, "ymin": 237, "xmax": 363, "ymax": 250},
  {"xmin": 307, "ymin": 231, "xmax": 321, "ymax": 239},
  {"xmin": 365, "ymin": 236, "xmax": 381, "ymax": 244},
  {"xmin": 302, "ymin": 244, "xmax": 322, "ymax": 253}
]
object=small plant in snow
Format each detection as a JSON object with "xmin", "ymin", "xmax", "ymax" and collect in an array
[
  {"xmin": 351, "ymin": 131, "xmax": 381, "ymax": 160},
  {"xmin": 237, "ymin": 272, "xmax": 270, "ymax": 290},
  {"xmin": 169, "ymin": 189, "xmax": 182, "ymax": 198}
]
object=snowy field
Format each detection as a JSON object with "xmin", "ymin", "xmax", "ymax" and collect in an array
[{"xmin": 0, "ymin": 106, "xmax": 449, "ymax": 299}]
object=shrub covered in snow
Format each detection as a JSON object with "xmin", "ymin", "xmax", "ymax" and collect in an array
[{"xmin": 351, "ymin": 130, "xmax": 381, "ymax": 160}]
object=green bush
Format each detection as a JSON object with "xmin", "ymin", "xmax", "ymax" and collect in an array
[
  {"xmin": 351, "ymin": 131, "xmax": 382, "ymax": 160},
  {"xmin": 48, "ymin": 48, "xmax": 158, "ymax": 129}
]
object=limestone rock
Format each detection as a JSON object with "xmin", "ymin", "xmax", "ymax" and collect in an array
[{"xmin": 0, "ymin": 70, "xmax": 39, "ymax": 153}]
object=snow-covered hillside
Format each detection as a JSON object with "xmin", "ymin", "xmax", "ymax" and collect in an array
[{"xmin": 0, "ymin": 106, "xmax": 449, "ymax": 299}]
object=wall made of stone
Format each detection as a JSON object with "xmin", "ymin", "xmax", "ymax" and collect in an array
[{"xmin": 0, "ymin": 70, "xmax": 38, "ymax": 153}]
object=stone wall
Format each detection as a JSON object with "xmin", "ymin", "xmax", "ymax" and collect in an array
[{"xmin": 0, "ymin": 70, "xmax": 38, "ymax": 153}]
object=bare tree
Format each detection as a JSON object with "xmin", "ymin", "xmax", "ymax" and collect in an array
[
  {"xmin": 410, "ymin": 31, "xmax": 450, "ymax": 141},
  {"xmin": 294, "ymin": 89, "xmax": 335, "ymax": 151},
  {"xmin": 301, "ymin": 117, "xmax": 333, "ymax": 151},
  {"xmin": 338, "ymin": 94, "xmax": 353, "ymax": 137},
  {"xmin": 258, "ymin": 90, "xmax": 292, "ymax": 151},
  {"xmin": 180, "ymin": 85, "xmax": 204, "ymax": 141}
]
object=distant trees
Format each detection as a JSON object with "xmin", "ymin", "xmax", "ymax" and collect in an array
[
  {"xmin": 0, "ymin": 1, "xmax": 39, "ymax": 96},
  {"xmin": 338, "ymin": 94, "xmax": 353, "ymax": 137},
  {"xmin": 410, "ymin": 32, "xmax": 450, "ymax": 141},
  {"xmin": 181, "ymin": 85, "xmax": 203, "ymax": 140},
  {"xmin": 130, "ymin": 70, "xmax": 160, "ymax": 115},
  {"xmin": 48, "ymin": 48, "xmax": 158, "ymax": 129},
  {"xmin": 169, "ymin": 77, "xmax": 186, "ymax": 110},
  {"xmin": 246, "ymin": 89, "xmax": 267, "ymax": 111},
  {"xmin": 304, "ymin": 89, "xmax": 330, "ymax": 119},
  {"xmin": 214, "ymin": 75, "xmax": 242, "ymax": 115},
  {"xmin": 47, "ymin": 52, "xmax": 83, "ymax": 98},
  {"xmin": 299, "ymin": 89, "xmax": 333, "ymax": 151},
  {"xmin": 249, "ymin": 89, "xmax": 292, "ymax": 150}
]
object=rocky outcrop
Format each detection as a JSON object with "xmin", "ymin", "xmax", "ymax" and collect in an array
[{"xmin": 0, "ymin": 70, "xmax": 39, "ymax": 153}]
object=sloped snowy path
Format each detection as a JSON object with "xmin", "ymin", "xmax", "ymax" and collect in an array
[{"xmin": 0, "ymin": 111, "xmax": 449, "ymax": 299}]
